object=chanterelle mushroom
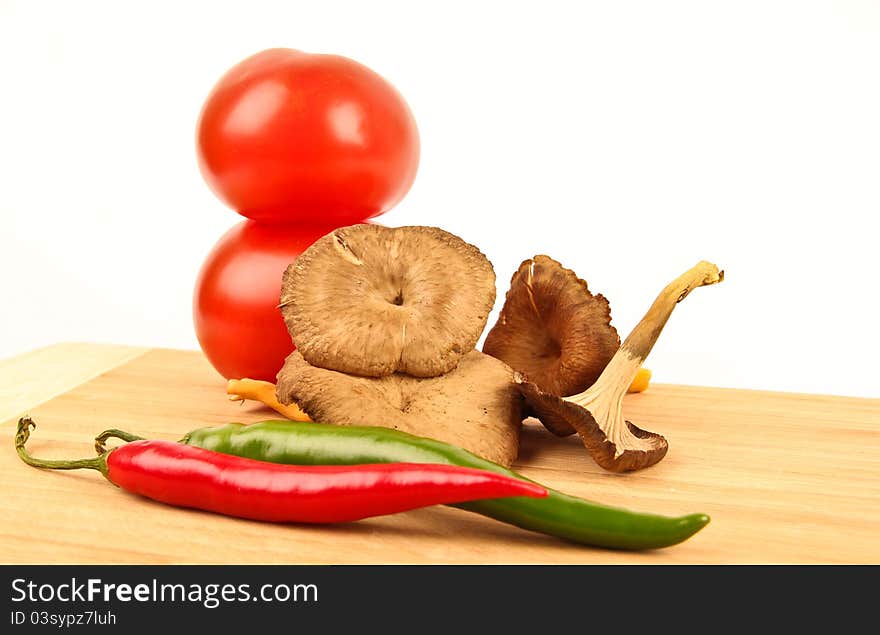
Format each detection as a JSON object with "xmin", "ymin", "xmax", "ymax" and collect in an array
[
  {"xmin": 483, "ymin": 254, "xmax": 620, "ymax": 407},
  {"xmin": 276, "ymin": 349, "xmax": 522, "ymax": 466},
  {"xmin": 517, "ymin": 261, "xmax": 723, "ymax": 472},
  {"xmin": 280, "ymin": 224, "xmax": 496, "ymax": 378}
]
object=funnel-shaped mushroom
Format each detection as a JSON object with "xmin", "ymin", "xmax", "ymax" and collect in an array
[
  {"xmin": 280, "ymin": 224, "xmax": 496, "ymax": 378},
  {"xmin": 517, "ymin": 261, "xmax": 723, "ymax": 472},
  {"xmin": 276, "ymin": 350, "xmax": 522, "ymax": 466},
  {"xmin": 483, "ymin": 255, "xmax": 620, "ymax": 413}
]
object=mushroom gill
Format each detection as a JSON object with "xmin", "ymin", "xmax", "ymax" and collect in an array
[
  {"xmin": 483, "ymin": 255, "xmax": 620, "ymax": 435},
  {"xmin": 517, "ymin": 261, "xmax": 724, "ymax": 472},
  {"xmin": 280, "ymin": 224, "xmax": 496, "ymax": 379}
]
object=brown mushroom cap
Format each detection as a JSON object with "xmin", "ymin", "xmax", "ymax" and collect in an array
[
  {"xmin": 516, "ymin": 374, "xmax": 668, "ymax": 472},
  {"xmin": 515, "ymin": 260, "xmax": 723, "ymax": 473},
  {"xmin": 483, "ymin": 255, "xmax": 619, "ymax": 434},
  {"xmin": 276, "ymin": 349, "xmax": 522, "ymax": 466},
  {"xmin": 281, "ymin": 224, "xmax": 496, "ymax": 378}
]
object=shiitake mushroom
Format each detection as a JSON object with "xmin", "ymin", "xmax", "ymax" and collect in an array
[
  {"xmin": 277, "ymin": 349, "xmax": 523, "ymax": 466},
  {"xmin": 517, "ymin": 261, "xmax": 724, "ymax": 472},
  {"xmin": 483, "ymin": 255, "xmax": 620, "ymax": 436},
  {"xmin": 280, "ymin": 224, "xmax": 496, "ymax": 379}
]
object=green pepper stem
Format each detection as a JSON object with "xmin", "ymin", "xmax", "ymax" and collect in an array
[
  {"xmin": 16, "ymin": 417, "xmax": 109, "ymax": 478},
  {"xmin": 94, "ymin": 429, "xmax": 145, "ymax": 454}
]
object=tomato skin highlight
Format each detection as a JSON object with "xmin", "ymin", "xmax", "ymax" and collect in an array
[
  {"xmin": 193, "ymin": 220, "xmax": 334, "ymax": 382},
  {"xmin": 196, "ymin": 48, "xmax": 420, "ymax": 225}
]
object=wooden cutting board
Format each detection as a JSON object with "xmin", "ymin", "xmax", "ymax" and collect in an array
[{"xmin": 1, "ymin": 343, "xmax": 877, "ymax": 564}]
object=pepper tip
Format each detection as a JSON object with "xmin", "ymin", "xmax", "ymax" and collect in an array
[{"xmin": 685, "ymin": 512, "xmax": 711, "ymax": 533}]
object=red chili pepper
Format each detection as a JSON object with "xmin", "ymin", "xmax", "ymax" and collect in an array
[{"xmin": 15, "ymin": 417, "xmax": 545, "ymax": 523}]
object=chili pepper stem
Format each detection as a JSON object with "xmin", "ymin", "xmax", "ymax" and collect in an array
[
  {"xmin": 94, "ymin": 429, "xmax": 145, "ymax": 454},
  {"xmin": 16, "ymin": 417, "xmax": 109, "ymax": 478}
]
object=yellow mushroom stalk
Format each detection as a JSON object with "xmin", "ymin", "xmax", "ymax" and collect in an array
[
  {"xmin": 518, "ymin": 261, "xmax": 723, "ymax": 472},
  {"xmin": 627, "ymin": 368, "xmax": 652, "ymax": 393},
  {"xmin": 226, "ymin": 378, "xmax": 311, "ymax": 421}
]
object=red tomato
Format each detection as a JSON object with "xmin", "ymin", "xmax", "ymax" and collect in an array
[
  {"xmin": 196, "ymin": 48, "xmax": 420, "ymax": 225},
  {"xmin": 193, "ymin": 220, "xmax": 336, "ymax": 382}
]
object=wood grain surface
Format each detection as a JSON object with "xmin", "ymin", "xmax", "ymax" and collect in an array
[{"xmin": 1, "ymin": 344, "xmax": 877, "ymax": 564}]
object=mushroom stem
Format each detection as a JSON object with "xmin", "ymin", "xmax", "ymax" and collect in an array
[
  {"xmin": 564, "ymin": 261, "xmax": 722, "ymax": 464},
  {"xmin": 518, "ymin": 261, "xmax": 723, "ymax": 471},
  {"xmin": 226, "ymin": 379, "xmax": 311, "ymax": 422},
  {"xmin": 620, "ymin": 260, "xmax": 723, "ymax": 372},
  {"xmin": 571, "ymin": 261, "xmax": 722, "ymax": 403}
]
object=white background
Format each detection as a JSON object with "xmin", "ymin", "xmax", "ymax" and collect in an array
[{"xmin": 1, "ymin": 0, "xmax": 877, "ymax": 397}]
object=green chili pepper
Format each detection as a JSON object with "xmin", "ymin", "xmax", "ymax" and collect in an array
[{"xmin": 96, "ymin": 421, "xmax": 709, "ymax": 550}]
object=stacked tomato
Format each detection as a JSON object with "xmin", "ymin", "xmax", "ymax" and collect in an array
[{"xmin": 193, "ymin": 49, "xmax": 420, "ymax": 381}]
